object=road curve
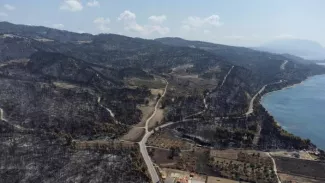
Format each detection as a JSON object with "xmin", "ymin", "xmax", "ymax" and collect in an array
[
  {"xmin": 246, "ymin": 85, "xmax": 267, "ymax": 116},
  {"xmin": 247, "ymin": 80, "xmax": 284, "ymax": 145},
  {"xmin": 139, "ymin": 79, "xmax": 168, "ymax": 183},
  {"xmin": 144, "ymin": 79, "xmax": 168, "ymax": 133},
  {"xmin": 139, "ymin": 118, "xmax": 199, "ymax": 182},
  {"xmin": 138, "ymin": 74, "xmax": 282, "ymax": 182},
  {"xmin": 246, "ymin": 80, "xmax": 283, "ymax": 116}
]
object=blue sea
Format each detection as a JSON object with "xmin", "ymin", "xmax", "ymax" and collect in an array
[{"xmin": 261, "ymin": 74, "xmax": 325, "ymax": 150}]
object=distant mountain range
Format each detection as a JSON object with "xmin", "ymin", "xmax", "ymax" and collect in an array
[{"xmin": 256, "ymin": 39, "xmax": 325, "ymax": 61}]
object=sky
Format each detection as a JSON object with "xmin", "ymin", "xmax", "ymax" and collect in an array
[{"xmin": 0, "ymin": 0, "xmax": 324, "ymax": 47}]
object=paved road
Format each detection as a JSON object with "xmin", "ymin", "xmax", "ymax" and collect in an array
[
  {"xmin": 246, "ymin": 80, "xmax": 283, "ymax": 116},
  {"xmin": 139, "ymin": 130, "xmax": 160, "ymax": 182},
  {"xmin": 266, "ymin": 152, "xmax": 282, "ymax": 183},
  {"xmin": 139, "ymin": 118, "xmax": 199, "ymax": 182},
  {"xmin": 247, "ymin": 80, "xmax": 284, "ymax": 145},
  {"xmin": 138, "ymin": 79, "xmax": 168, "ymax": 183},
  {"xmin": 246, "ymin": 85, "xmax": 267, "ymax": 116},
  {"xmin": 138, "ymin": 72, "xmax": 283, "ymax": 182}
]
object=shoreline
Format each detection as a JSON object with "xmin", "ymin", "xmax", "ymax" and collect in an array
[
  {"xmin": 261, "ymin": 74, "xmax": 323, "ymax": 100},
  {"xmin": 259, "ymin": 74, "xmax": 325, "ymax": 151},
  {"xmin": 260, "ymin": 74, "xmax": 325, "ymax": 106}
]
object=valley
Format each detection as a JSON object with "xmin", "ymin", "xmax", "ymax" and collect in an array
[{"xmin": 0, "ymin": 21, "xmax": 325, "ymax": 183}]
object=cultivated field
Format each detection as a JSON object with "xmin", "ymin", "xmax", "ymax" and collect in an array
[
  {"xmin": 207, "ymin": 176, "xmax": 249, "ymax": 183},
  {"xmin": 147, "ymin": 133, "xmax": 192, "ymax": 150},
  {"xmin": 274, "ymin": 156, "xmax": 325, "ymax": 181},
  {"xmin": 278, "ymin": 173, "xmax": 323, "ymax": 183},
  {"xmin": 151, "ymin": 147, "xmax": 213, "ymax": 174},
  {"xmin": 270, "ymin": 150, "xmax": 317, "ymax": 161},
  {"xmin": 208, "ymin": 150, "xmax": 277, "ymax": 183}
]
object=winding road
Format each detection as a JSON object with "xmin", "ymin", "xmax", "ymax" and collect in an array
[
  {"xmin": 246, "ymin": 84, "xmax": 267, "ymax": 116},
  {"xmin": 138, "ymin": 67, "xmax": 236, "ymax": 182},
  {"xmin": 246, "ymin": 80, "xmax": 283, "ymax": 116},
  {"xmin": 137, "ymin": 70, "xmax": 283, "ymax": 183},
  {"xmin": 139, "ymin": 79, "xmax": 168, "ymax": 183},
  {"xmin": 140, "ymin": 118, "xmax": 199, "ymax": 182},
  {"xmin": 247, "ymin": 80, "xmax": 284, "ymax": 146}
]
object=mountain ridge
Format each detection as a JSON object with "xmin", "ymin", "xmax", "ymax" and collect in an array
[
  {"xmin": 1, "ymin": 21, "xmax": 325, "ymax": 183},
  {"xmin": 257, "ymin": 38, "xmax": 325, "ymax": 60}
]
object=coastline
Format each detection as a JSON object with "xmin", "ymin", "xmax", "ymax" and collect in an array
[
  {"xmin": 261, "ymin": 75, "xmax": 321, "ymax": 100},
  {"xmin": 259, "ymin": 74, "xmax": 325, "ymax": 151}
]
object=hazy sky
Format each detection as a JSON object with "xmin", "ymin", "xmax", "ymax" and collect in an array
[{"xmin": 0, "ymin": 0, "xmax": 324, "ymax": 46}]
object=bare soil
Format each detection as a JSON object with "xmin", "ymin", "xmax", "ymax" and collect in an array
[
  {"xmin": 54, "ymin": 81, "xmax": 78, "ymax": 89},
  {"xmin": 207, "ymin": 176, "xmax": 249, "ymax": 183},
  {"xmin": 150, "ymin": 88, "xmax": 163, "ymax": 95},
  {"xmin": 274, "ymin": 156, "xmax": 325, "ymax": 180},
  {"xmin": 136, "ymin": 105, "xmax": 155, "ymax": 127},
  {"xmin": 278, "ymin": 173, "xmax": 323, "ymax": 183},
  {"xmin": 148, "ymin": 108, "xmax": 164, "ymax": 131},
  {"xmin": 270, "ymin": 150, "xmax": 317, "ymax": 161},
  {"xmin": 120, "ymin": 127, "xmax": 145, "ymax": 142},
  {"xmin": 134, "ymin": 88, "xmax": 163, "ymax": 127},
  {"xmin": 161, "ymin": 168, "xmax": 206, "ymax": 183}
]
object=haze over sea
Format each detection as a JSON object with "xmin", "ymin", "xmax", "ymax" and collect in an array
[{"xmin": 261, "ymin": 70, "xmax": 325, "ymax": 150}]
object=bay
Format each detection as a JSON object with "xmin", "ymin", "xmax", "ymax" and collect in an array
[{"xmin": 261, "ymin": 74, "xmax": 325, "ymax": 149}]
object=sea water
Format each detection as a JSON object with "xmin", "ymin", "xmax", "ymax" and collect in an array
[{"xmin": 261, "ymin": 74, "xmax": 325, "ymax": 149}]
